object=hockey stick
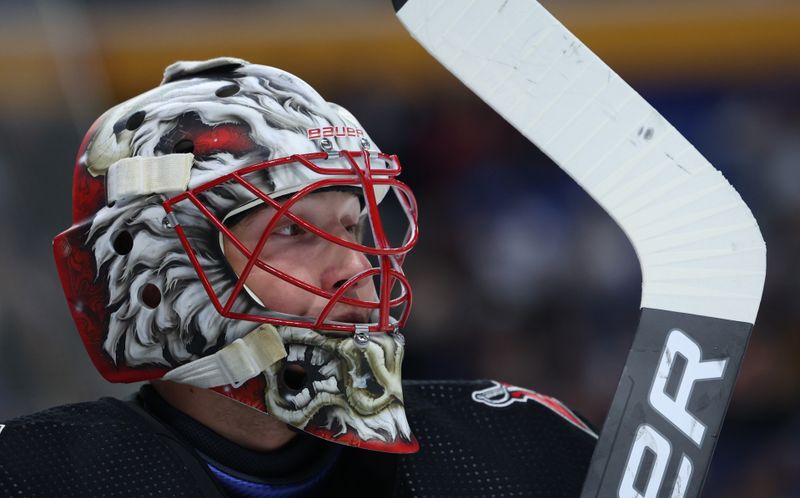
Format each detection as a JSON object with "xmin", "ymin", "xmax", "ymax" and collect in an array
[{"xmin": 391, "ymin": 1, "xmax": 766, "ymax": 497}]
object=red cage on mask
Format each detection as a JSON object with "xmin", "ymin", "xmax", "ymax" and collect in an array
[{"xmin": 163, "ymin": 149, "xmax": 419, "ymax": 334}]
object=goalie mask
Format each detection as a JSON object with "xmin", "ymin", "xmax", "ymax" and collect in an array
[{"xmin": 53, "ymin": 58, "xmax": 419, "ymax": 453}]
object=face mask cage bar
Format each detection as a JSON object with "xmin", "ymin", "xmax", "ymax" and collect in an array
[{"xmin": 162, "ymin": 150, "xmax": 419, "ymax": 333}]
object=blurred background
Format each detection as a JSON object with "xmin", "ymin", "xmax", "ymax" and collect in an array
[{"xmin": 0, "ymin": 0, "xmax": 798, "ymax": 495}]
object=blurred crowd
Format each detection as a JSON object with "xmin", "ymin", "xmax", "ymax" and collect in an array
[
  {"xmin": 1, "ymin": 4, "xmax": 799, "ymax": 497},
  {"xmin": 388, "ymin": 83, "xmax": 800, "ymax": 498}
]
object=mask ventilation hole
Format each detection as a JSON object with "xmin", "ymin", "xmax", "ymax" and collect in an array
[
  {"xmin": 125, "ymin": 111, "xmax": 146, "ymax": 130},
  {"xmin": 140, "ymin": 284, "xmax": 162, "ymax": 309},
  {"xmin": 215, "ymin": 84, "xmax": 240, "ymax": 97},
  {"xmin": 282, "ymin": 364, "xmax": 307, "ymax": 391},
  {"xmin": 112, "ymin": 231, "xmax": 133, "ymax": 255},
  {"xmin": 173, "ymin": 139, "xmax": 194, "ymax": 154}
]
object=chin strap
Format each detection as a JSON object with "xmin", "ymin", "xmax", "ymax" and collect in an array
[{"xmin": 162, "ymin": 324, "xmax": 287, "ymax": 389}]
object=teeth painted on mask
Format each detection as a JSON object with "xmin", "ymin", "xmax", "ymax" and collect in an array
[
  {"xmin": 279, "ymin": 327, "xmax": 337, "ymax": 351},
  {"xmin": 285, "ymin": 387, "xmax": 312, "ymax": 409},
  {"xmin": 262, "ymin": 328, "xmax": 411, "ymax": 444},
  {"xmin": 324, "ymin": 406, "xmax": 384, "ymax": 441},
  {"xmin": 351, "ymin": 372, "xmax": 370, "ymax": 389},
  {"xmin": 318, "ymin": 359, "xmax": 340, "ymax": 378},
  {"xmin": 312, "ymin": 377, "xmax": 339, "ymax": 394},
  {"xmin": 311, "ymin": 347, "xmax": 331, "ymax": 366},
  {"xmin": 371, "ymin": 409, "xmax": 398, "ymax": 441},
  {"xmin": 388, "ymin": 403, "xmax": 412, "ymax": 439},
  {"xmin": 322, "ymin": 408, "xmax": 350, "ymax": 438},
  {"xmin": 287, "ymin": 345, "xmax": 306, "ymax": 362}
]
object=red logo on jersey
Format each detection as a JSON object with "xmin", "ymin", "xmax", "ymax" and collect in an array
[
  {"xmin": 472, "ymin": 381, "xmax": 597, "ymax": 437},
  {"xmin": 307, "ymin": 126, "xmax": 365, "ymax": 140}
]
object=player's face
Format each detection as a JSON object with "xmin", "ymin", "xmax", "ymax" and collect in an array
[{"xmin": 223, "ymin": 190, "xmax": 377, "ymax": 323}]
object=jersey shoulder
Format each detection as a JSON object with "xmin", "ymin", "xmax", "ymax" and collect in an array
[
  {"xmin": 398, "ymin": 379, "xmax": 597, "ymax": 497},
  {"xmin": 469, "ymin": 379, "xmax": 597, "ymax": 437},
  {"xmin": 0, "ymin": 398, "xmax": 218, "ymax": 498},
  {"xmin": 403, "ymin": 379, "xmax": 597, "ymax": 438}
]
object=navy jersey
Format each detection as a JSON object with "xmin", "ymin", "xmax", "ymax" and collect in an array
[{"xmin": 0, "ymin": 380, "xmax": 596, "ymax": 497}]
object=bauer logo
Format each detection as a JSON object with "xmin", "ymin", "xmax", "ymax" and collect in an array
[
  {"xmin": 307, "ymin": 126, "xmax": 365, "ymax": 140},
  {"xmin": 618, "ymin": 327, "xmax": 729, "ymax": 498},
  {"xmin": 472, "ymin": 381, "xmax": 596, "ymax": 436}
]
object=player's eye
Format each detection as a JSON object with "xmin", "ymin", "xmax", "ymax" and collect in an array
[
  {"xmin": 273, "ymin": 223, "xmax": 305, "ymax": 237},
  {"xmin": 345, "ymin": 216, "xmax": 367, "ymax": 242}
]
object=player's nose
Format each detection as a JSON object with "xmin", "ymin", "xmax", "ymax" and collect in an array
[
  {"xmin": 322, "ymin": 247, "xmax": 372, "ymax": 296},
  {"xmin": 320, "ymin": 241, "xmax": 374, "ymax": 295}
]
